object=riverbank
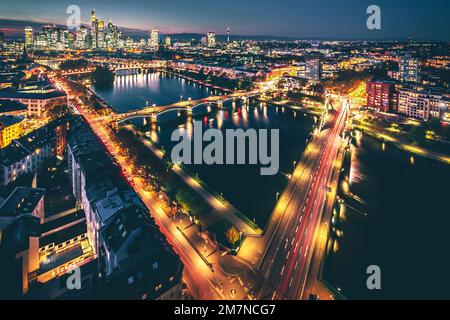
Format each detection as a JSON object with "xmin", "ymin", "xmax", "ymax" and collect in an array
[
  {"xmin": 161, "ymin": 70, "xmax": 234, "ymax": 93},
  {"xmin": 354, "ymin": 123, "xmax": 450, "ymax": 165},
  {"xmin": 257, "ymin": 97, "xmax": 323, "ymax": 117}
]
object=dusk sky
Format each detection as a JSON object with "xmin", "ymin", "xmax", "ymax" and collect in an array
[{"xmin": 0, "ymin": 0, "xmax": 449, "ymax": 40}]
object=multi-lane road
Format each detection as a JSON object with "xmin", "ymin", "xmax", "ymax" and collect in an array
[{"xmin": 258, "ymin": 98, "xmax": 348, "ymax": 300}]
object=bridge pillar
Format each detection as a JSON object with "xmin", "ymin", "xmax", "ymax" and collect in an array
[
  {"xmin": 151, "ymin": 113, "xmax": 158, "ymax": 124},
  {"xmin": 217, "ymin": 100, "xmax": 223, "ymax": 109},
  {"xmin": 186, "ymin": 107, "xmax": 192, "ymax": 116}
]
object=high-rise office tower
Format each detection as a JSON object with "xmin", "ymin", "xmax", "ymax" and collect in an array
[
  {"xmin": 91, "ymin": 9, "xmax": 99, "ymax": 49},
  {"xmin": 150, "ymin": 30, "xmax": 159, "ymax": 49},
  {"xmin": 399, "ymin": 54, "xmax": 420, "ymax": 83},
  {"xmin": 0, "ymin": 31, "xmax": 4, "ymax": 50},
  {"xmin": 227, "ymin": 27, "xmax": 230, "ymax": 43},
  {"xmin": 76, "ymin": 26, "xmax": 88, "ymax": 49},
  {"xmin": 107, "ymin": 19, "xmax": 120, "ymax": 49},
  {"xmin": 97, "ymin": 19, "xmax": 105, "ymax": 48},
  {"xmin": 207, "ymin": 32, "xmax": 216, "ymax": 47},
  {"xmin": 165, "ymin": 35, "xmax": 172, "ymax": 47},
  {"xmin": 58, "ymin": 29, "xmax": 69, "ymax": 50},
  {"xmin": 24, "ymin": 27, "xmax": 34, "ymax": 49}
]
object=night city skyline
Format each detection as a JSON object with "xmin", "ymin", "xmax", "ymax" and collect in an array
[
  {"xmin": 0, "ymin": 0, "xmax": 450, "ymax": 40},
  {"xmin": 0, "ymin": 0, "xmax": 450, "ymax": 313}
]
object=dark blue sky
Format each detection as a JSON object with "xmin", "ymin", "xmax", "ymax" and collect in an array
[{"xmin": 0, "ymin": 0, "xmax": 449, "ymax": 40}]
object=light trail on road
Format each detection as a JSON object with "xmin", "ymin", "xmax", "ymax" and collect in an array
[{"xmin": 258, "ymin": 98, "xmax": 348, "ymax": 300}]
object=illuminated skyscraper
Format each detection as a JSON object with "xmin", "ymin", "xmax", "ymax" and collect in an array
[
  {"xmin": 165, "ymin": 35, "xmax": 172, "ymax": 47},
  {"xmin": 59, "ymin": 29, "xmax": 69, "ymax": 50},
  {"xmin": 227, "ymin": 27, "xmax": 230, "ymax": 43},
  {"xmin": 24, "ymin": 27, "xmax": 33, "ymax": 49},
  {"xmin": 76, "ymin": 26, "xmax": 88, "ymax": 49},
  {"xmin": 91, "ymin": 9, "xmax": 99, "ymax": 49},
  {"xmin": 207, "ymin": 32, "xmax": 216, "ymax": 47},
  {"xmin": 150, "ymin": 30, "xmax": 159, "ymax": 49},
  {"xmin": 107, "ymin": 19, "xmax": 121, "ymax": 49},
  {"xmin": 98, "ymin": 19, "xmax": 105, "ymax": 48}
]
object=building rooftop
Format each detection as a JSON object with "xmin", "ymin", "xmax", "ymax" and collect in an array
[
  {"xmin": 0, "ymin": 214, "xmax": 40, "ymax": 251},
  {"xmin": 39, "ymin": 220, "xmax": 86, "ymax": 248},
  {"xmin": 0, "ymin": 89, "xmax": 67, "ymax": 100},
  {"xmin": 0, "ymin": 99, "xmax": 27, "ymax": 113},
  {"xmin": 0, "ymin": 116, "xmax": 70, "ymax": 167},
  {"xmin": 67, "ymin": 116, "xmax": 105, "ymax": 157},
  {"xmin": 0, "ymin": 115, "xmax": 24, "ymax": 127},
  {"xmin": 0, "ymin": 140, "xmax": 30, "ymax": 167},
  {"xmin": 41, "ymin": 209, "xmax": 85, "ymax": 235},
  {"xmin": 0, "ymin": 186, "xmax": 45, "ymax": 218}
]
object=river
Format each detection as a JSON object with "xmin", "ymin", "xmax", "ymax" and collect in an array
[{"xmin": 324, "ymin": 132, "xmax": 450, "ymax": 299}]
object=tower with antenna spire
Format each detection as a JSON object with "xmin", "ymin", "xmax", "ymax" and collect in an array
[{"xmin": 227, "ymin": 26, "xmax": 230, "ymax": 43}]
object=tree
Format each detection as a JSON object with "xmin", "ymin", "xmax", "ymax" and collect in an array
[
  {"xmin": 225, "ymin": 226, "xmax": 240, "ymax": 248},
  {"xmin": 60, "ymin": 59, "xmax": 89, "ymax": 71},
  {"xmin": 91, "ymin": 66, "xmax": 115, "ymax": 89},
  {"xmin": 48, "ymin": 105, "xmax": 68, "ymax": 120}
]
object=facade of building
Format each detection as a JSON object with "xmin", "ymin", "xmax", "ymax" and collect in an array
[
  {"xmin": 24, "ymin": 27, "xmax": 33, "ymax": 49},
  {"xmin": 207, "ymin": 32, "xmax": 216, "ymax": 48},
  {"xmin": 0, "ymin": 186, "xmax": 45, "ymax": 297},
  {"xmin": 150, "ymin": 30, "xmax": 159, "ymax": 50},
  {"xmin": 0, "ymin": 100, "xmax": 28, "ymax": 116},
  {"xmin": 165, "ymin": 35, "xmax": 172, "ymax": 47},
  {"xmin": 0, "ymin": 115, "xmax": 24, "ymax": 148},
  {"xmin": 399, "ymin": 55, "xmax": 420, "ymax": 83},
  {"xmin": 76, "ymin": 26, "xmax": 88, "ymax": 49},
  {"xmin": 305, "ymin": 56, "xmax": 322, "ymax": 82},
  {"xmin": 0, "ymin": 214, "xmax": 40, "ymax": 298},
  {"xmin": 398, "ymin": 88, "xmax": 450, "ymax": 120},
  {"xmin": 366, "ymin": 81, "xmax": 398, "ymax": 113},
  {"xmin": 0, "ymin": 90, "xmax": 67, "ymax": 117},
  {"xmin": 0, "ymin": 187, "xmax": 45, "ymax": 223},
  {"xmin": 67, "ymin": 117, "xmax": 183, "ymax": 300},
  {"xmin": 0, "ymin": 117, "xmax": 69, "ymax": 185}
]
